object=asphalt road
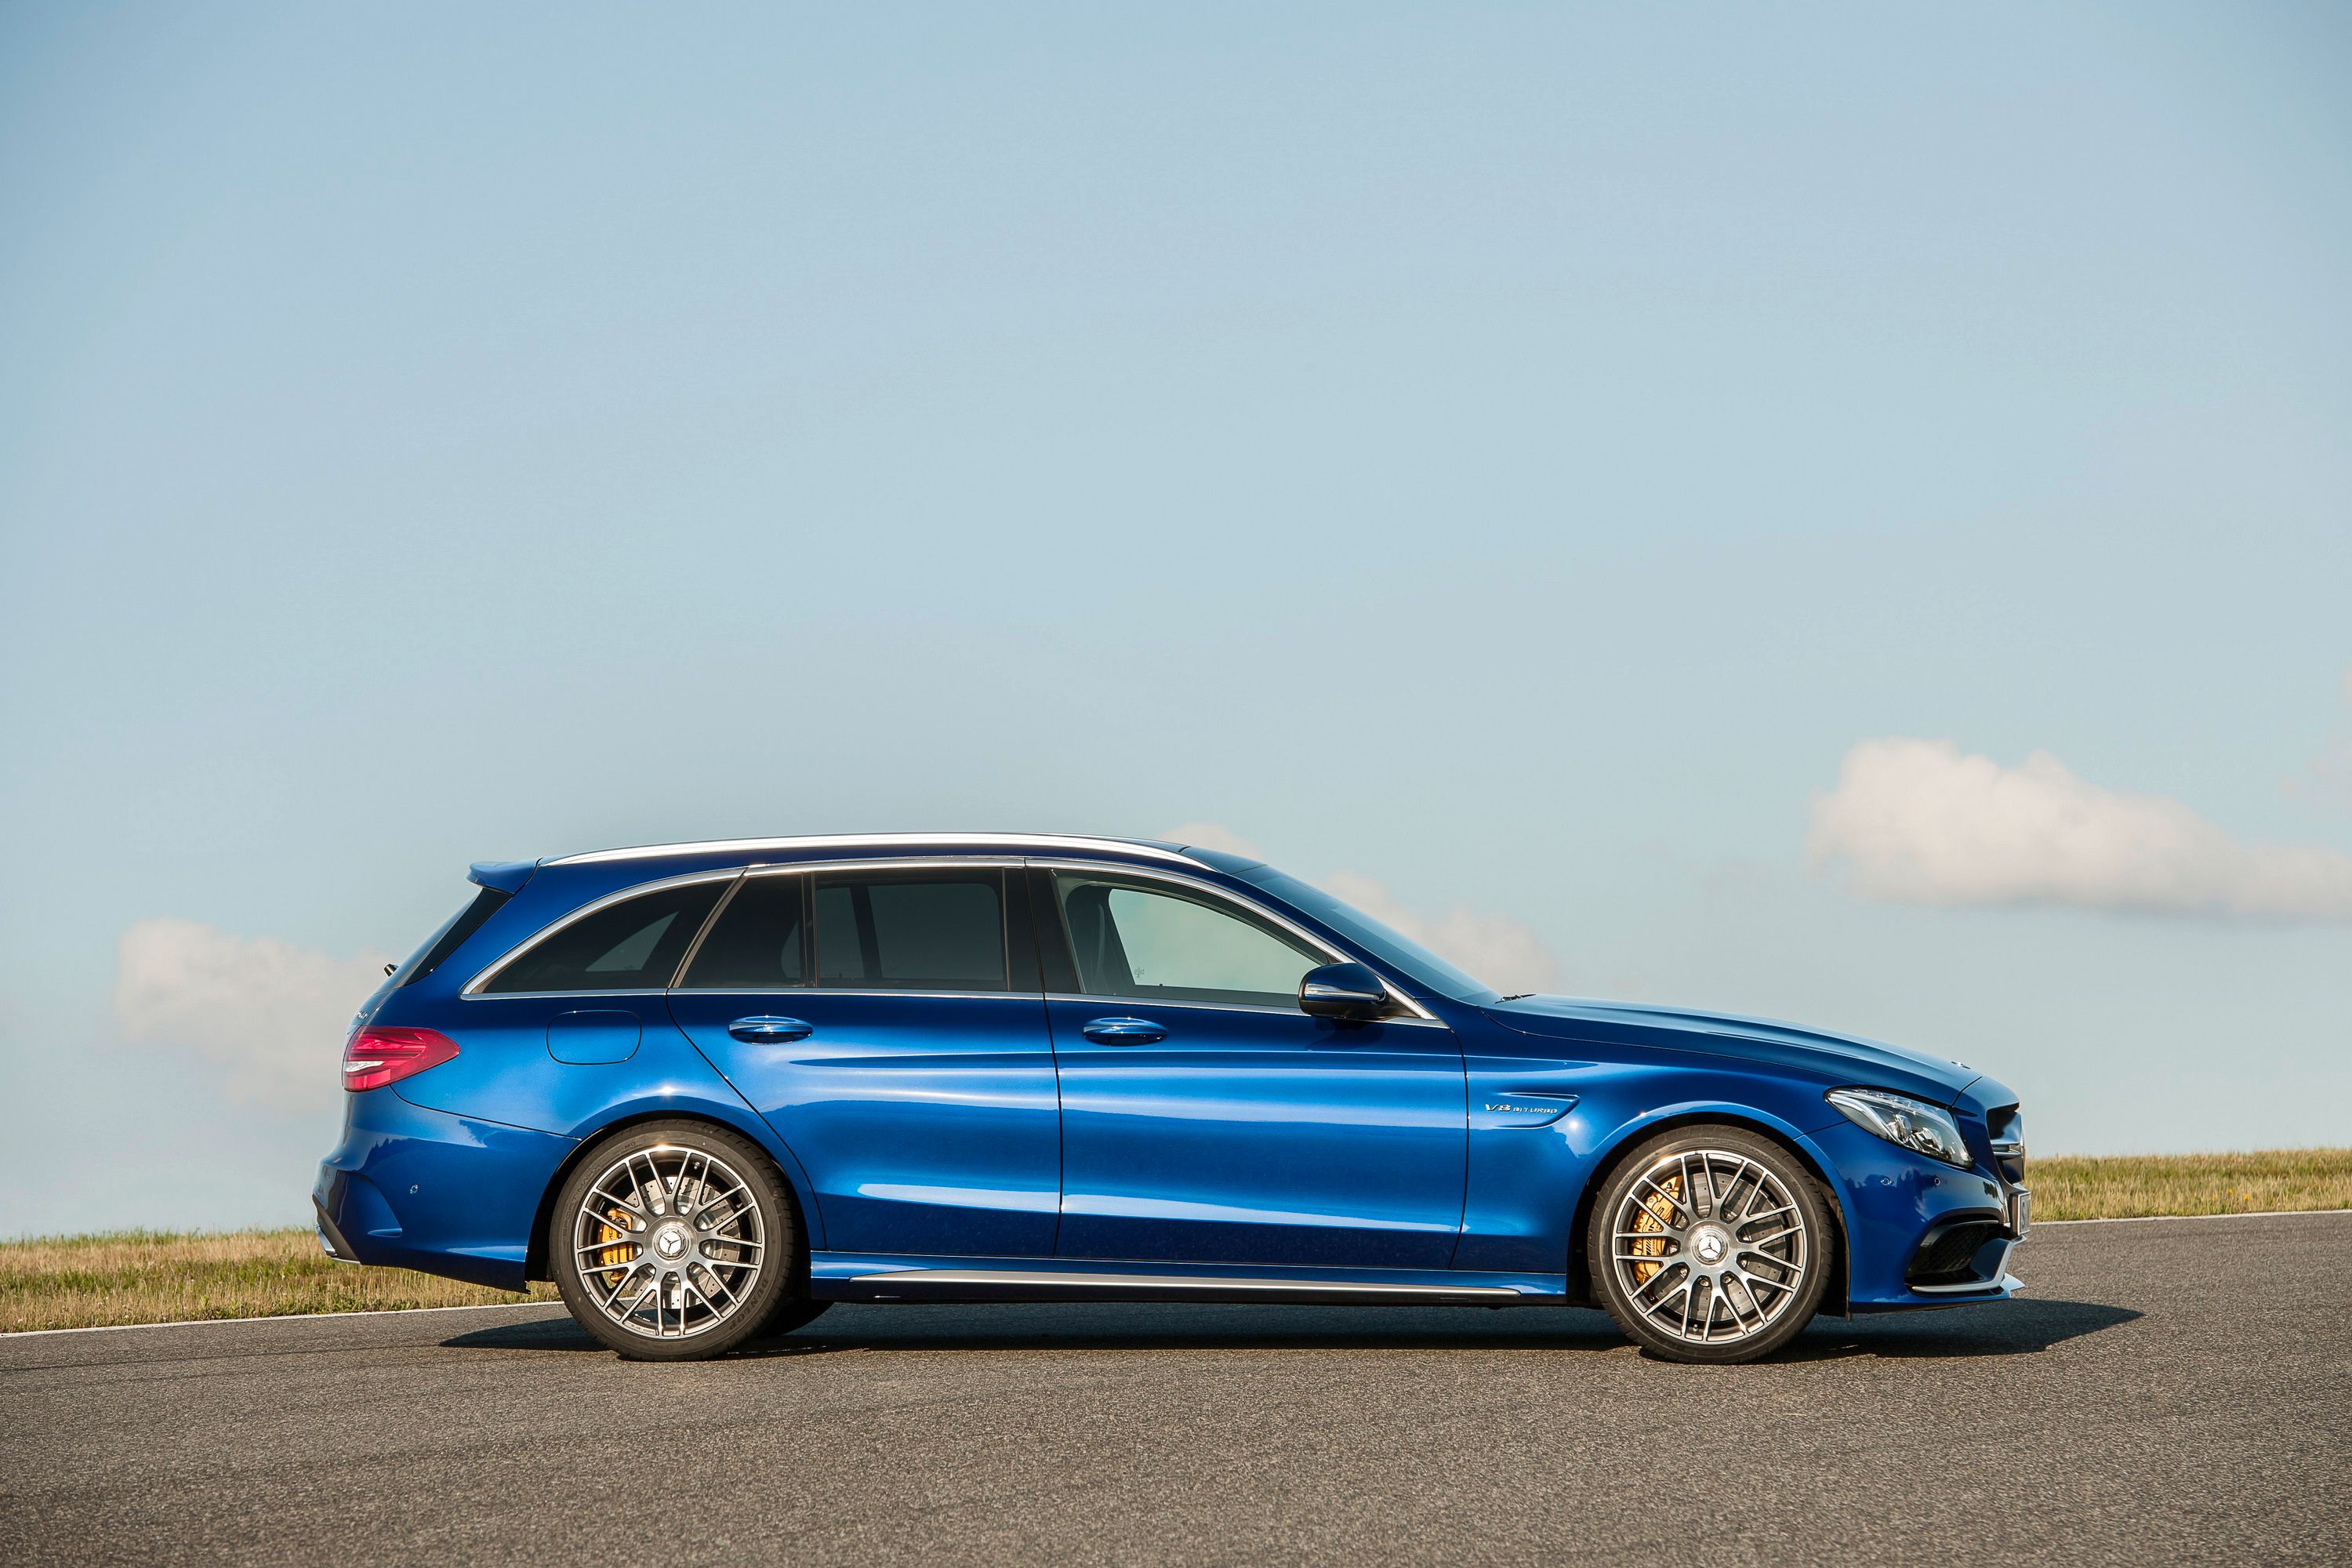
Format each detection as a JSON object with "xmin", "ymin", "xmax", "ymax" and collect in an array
[{"xmin": 4, "ymin": 1211, "xmax": 2347, "ymax": 1566}]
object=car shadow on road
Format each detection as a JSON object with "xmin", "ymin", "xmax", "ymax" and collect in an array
[
  {"xmin": 441, "ymin": 1295, "xmax": 2138, "ymax": 1361},
  {"xmin": 1785, "ymin": 1296, "xmax": 2141, "ymax": 1361},
  {"xmin": 442, "ymin": 1302, "xmax": 1624, "ymax": 1357}
]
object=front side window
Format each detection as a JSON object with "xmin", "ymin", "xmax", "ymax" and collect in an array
[
  {"xmin": 1050, "ymin": 872, "xmax": 1321, "ymax": 1010},
  {"xmin": 479, "ymin": 880, "xmax": 726, "ymax": 994},
  {"xmin": 812, "ymin": 872, "xmax": 1008, "ymax": 991},
  {"xmin": 678, "ymin": 875, "xmax": 806, "ymax": 989}
]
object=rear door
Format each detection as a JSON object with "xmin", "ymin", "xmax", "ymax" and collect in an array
[
  {"xmin": 666, "ymin": 862, "xmax": 1060, "ymax": 1259},
  {"xmin": 1036, "ymin": 865, "xmax": 1467, "ymax": 1270}
]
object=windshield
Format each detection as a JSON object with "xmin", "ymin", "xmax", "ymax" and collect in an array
[{"xmin": 1238, "ymin": 867, "xmax": 1501, "ymax": 1004}]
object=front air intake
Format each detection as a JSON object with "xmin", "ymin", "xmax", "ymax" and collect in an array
[{"xmin": 1906, "ymin": 1218, "xmax": 2009, "ymax": 1290}]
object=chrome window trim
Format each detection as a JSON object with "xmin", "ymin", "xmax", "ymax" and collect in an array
[
  {"xmin": 677, "ymin": 987, "xmax": 1037, "ymax": 1003},
  {"xmin": 550, "ymin": 833, "xmax": 1202, "ymax": 868},
  {"xmin": 462, "ymin": 854, "xmax": 1442, "ymax": 1022},
  {"xmin": 459, "ymin": 869, "xmax": 743, "ymax": 998},
  {"xmin": 1044, "ymin": 991, "xmax": 1449, "ymax": 1027},
  {"xmin": 671, "ymin": 868, "xmax": 752, "ymax": 986},
  {"xmin": 1025, "ymin": 858, "xmax": 1441, "ymax": 1023},
  {"xmin": 457, "ymin": 987, "xmax": 670, "ymax": 1002}
]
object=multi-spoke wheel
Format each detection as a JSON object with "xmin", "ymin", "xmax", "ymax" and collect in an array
[
  {"xmin": 550, "ymin": 1121, "xmax": 804, "ymax": 1360},
  {"xmin": 1587, "ymin": 1127, "xmax": 1832, "ymax": 1363}
]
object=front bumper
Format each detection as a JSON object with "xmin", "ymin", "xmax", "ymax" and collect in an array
[
  {"xmin": 314, "ymin": 1087, "xmax": 577, "ymax": 1292},
  {"xmin": 1814, "ymin": 1120, "xmax": 2028, "ymax": 1310}
]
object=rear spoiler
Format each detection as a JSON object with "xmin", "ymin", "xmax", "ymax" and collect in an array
[{"xmin": 467, "ymin": 859, "xmax": 539, "ymax": 894}]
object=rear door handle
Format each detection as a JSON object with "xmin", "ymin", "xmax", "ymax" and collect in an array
[
  {"xmin": 1080, "ymin": 1016, "xmax": 1166, "ymax": 1045},
  {"xmin": 728, "ymin": 1015, "xmax": 813, "ymax": 1044}
]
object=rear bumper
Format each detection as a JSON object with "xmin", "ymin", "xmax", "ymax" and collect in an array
[
  {"xmin": 1816, "ymin": 1121, "xmax": 2027, "ymax": 1309},
  {"xmin": 313, "ymin": 1088, "xmax": 578, "ymax": 1293},
  {"xmin": 313, "ymin": 1200, "xmax": 361, "ymax": 1262}
]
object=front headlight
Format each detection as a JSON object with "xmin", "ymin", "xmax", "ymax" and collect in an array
[{"xmin": 1826, "ymin": 1087, "xmax": 1974, "ymax": 1169}]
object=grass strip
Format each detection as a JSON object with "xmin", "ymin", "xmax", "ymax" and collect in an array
[
  {"xmin": 5, "ymin": 1149, "xmax": 2347, "ymax": 1331},
  {"xmin": 2029, "ymin": 1147, "xmax": 2351, "ymax": 1221},
  {"xmin": 0, "ymin": 1229, "xmax": 554, "ymax": 1334}
]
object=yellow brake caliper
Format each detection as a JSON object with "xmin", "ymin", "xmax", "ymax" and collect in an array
[
  {"xmin": 597, "ymin": 1207, "xmax": 634, "ymax": 1287},
  {"xmin": 1629, "ymin": 1174, "xmax": 1682, "ymax": 1287}
]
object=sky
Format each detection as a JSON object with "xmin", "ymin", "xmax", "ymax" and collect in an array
[{"xmin": 2, "ymin": 4, "xmax": 2347, "ymax": 1235}]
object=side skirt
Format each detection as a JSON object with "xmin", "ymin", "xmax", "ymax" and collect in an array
[{"xmin": 809, "ymin": 1253, "xmax": 1570, "ymax": 1306}]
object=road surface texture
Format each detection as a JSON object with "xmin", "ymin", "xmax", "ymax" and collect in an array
[{"xmin": 3, "ymin": 1210, "xmax": 2347, "ymax": 1566}]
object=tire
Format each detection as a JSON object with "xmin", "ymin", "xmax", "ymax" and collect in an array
[
  {"xmin": 551, "ymin": 1120, "xmax": 802, "ymax": 1361},
  {"xmin": 1586, "ymin": 1124, "xmax": 1832, "ymax": 1364}
]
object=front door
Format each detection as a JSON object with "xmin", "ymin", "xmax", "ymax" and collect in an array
[
  {"xmin": 666, "ymin": 863, "xmax": 1059, "ymax": 1258},
  {"xmin": 1036, "ymin": 866, "xmax": 1467, "ymax": 1270}
]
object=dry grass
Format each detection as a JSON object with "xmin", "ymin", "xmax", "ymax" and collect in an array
[
  {"xmin": 6, "ymin": 1149, "xmax": 2347, "ymax": 1332},
  {"xmin": 0, "ymin": 1228, "xmax": 554, "ymax": 1334},
  {"xmin": 2029, "ymin": 1148, "xmax": 2352, "ymax": 1221}
]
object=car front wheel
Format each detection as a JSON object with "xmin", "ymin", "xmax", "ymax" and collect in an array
[
  {"xmin": 551, "ymin": 1120, "xmax": 801, "ymax": 1360},
  {"xmin": 1588, "ymin": 1125, "xmax": 1832, "ymax": 1363}
]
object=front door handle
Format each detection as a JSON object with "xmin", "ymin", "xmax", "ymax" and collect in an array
[
  {"xmin": 1080, "ymin": 1016, "xmax": 1167, "ymax": 1045},
  {"xmin": 728, "ymin": 1015, "xmax": 813, "ymax": 1044}
]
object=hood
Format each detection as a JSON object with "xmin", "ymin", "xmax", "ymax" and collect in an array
[{"xmin": 1483, "ymin": 996, "xmax": 1984, "ymax": 1106}]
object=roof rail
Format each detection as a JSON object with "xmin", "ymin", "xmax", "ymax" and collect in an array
[{"xmin": 546, "ymin": 833, "xmax": 1203, "ymax": 868}]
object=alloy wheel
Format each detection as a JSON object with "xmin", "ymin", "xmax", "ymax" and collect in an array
[
  {"xmin": 571, "ymin": 1143, "xmax": 768, "ymax": 1341},
  {"xmin": 1607, "ymin": 1146, "xmax": 1809, "ymax": 1348}
]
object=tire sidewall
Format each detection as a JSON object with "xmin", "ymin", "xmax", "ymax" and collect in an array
[
  {"xmin": 1588, "ymin": 1124, "xmax": 1834, "ymax": 1364},
  {"xmin": 552, "ymin": 1119, "xmax": 800, "ymax": 1361}
]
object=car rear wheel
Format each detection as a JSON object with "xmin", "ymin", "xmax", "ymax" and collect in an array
[
  {"xmin": 551, "ymin": 1120, "xmax": 802, "ymax": 1360},
  {"xmin": 1588, "ymin": 1125, "xmax": 1831, "ymax": 1364}
]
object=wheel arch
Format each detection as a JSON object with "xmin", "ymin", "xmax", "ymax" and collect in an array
[
  {"xmin": 1566, "ymin": 1105, "xmax": 1853, "ymax": 1318},
  {"xmin": 524, "ymin": 1103, "xmax": 822, "ymax": 1283}
]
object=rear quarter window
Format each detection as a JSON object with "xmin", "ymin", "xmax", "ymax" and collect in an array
[{"xmin": 478, "ymin": 879, "xmax": 728, "ymax": 994}]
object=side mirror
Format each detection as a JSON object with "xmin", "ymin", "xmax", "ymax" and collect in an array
[{"xmin": 1299, "ymin": 961, "xmax": 1387, "ymax": 1022}]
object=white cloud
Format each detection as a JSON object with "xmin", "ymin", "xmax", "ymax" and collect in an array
[
  {"xmin": 1809, "ymin": 739, "xmax": 2352, "ymax": 920},
  {"xmin": 1163, "ymin": 824, "xmax": 1563, "ymax": 993},
  {"xmin": 114, "ymin": 920, "xmax": 393, "ymax": 1112},
  {"xmin": 1318, "ymin": 872, "xmax": 1563, "ymax": 995}
]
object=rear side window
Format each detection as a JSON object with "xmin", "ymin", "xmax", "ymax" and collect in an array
[
  {"xmin": 678, "ymin": 876, "xmax": 807, "ymax": 989},
  {"xmin": 392, "ymin": 886, "xmax": 513, "ymax": 989},
  {"xmin": 479, "ymin": 880, "xmax": 727, "ymax": 994},
  {"xmin": 812, "ymin": 871, "xmax": 1007, "ymax": 991}
]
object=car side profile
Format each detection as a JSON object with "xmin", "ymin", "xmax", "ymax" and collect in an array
[{"xmin": 316, "ymin": 833, "xmax": 2028, "ymax": 1363}]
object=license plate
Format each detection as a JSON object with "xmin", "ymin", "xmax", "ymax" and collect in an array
[{"xmin": 2009, "ymin": 1187, "xmax": 2032, "ymax": 1239}]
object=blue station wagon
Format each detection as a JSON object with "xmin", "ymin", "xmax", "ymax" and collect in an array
[{"xmin": 316, "ymin": 833, "xmax": 2029, "ymax": 1363}]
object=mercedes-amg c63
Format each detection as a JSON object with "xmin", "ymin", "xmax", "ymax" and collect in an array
[{"xmin": 316, "ymin": 833, "xmax": 2028, "ymax": 1363}]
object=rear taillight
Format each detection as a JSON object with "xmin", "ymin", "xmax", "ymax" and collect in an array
[{"xmin": 343, "ymin": 1026, "xmax": 460, "ymax": 1092}]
